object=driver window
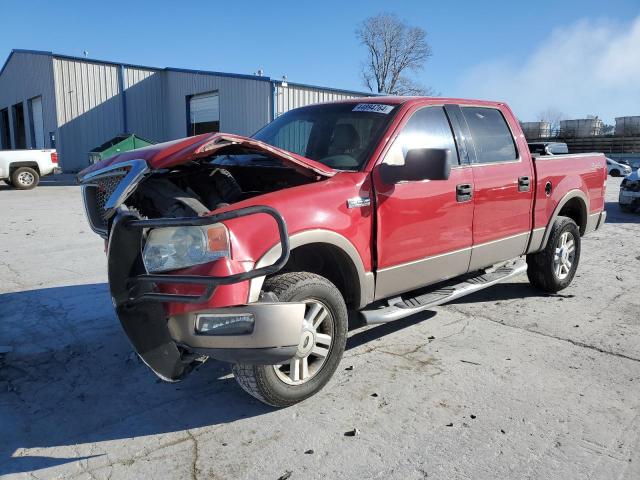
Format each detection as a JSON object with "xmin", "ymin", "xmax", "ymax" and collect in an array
[{"xmin": 384, "ymin": 107, "xmax": 459, "ymax": 166}]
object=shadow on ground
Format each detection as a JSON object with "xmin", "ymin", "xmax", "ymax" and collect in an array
[
  {"xmin": 0, "ymin": 283, "xmax": 272, "ymax": 475},
  {"xmin": 605, "ymin": 201, "xmax": 640, "ymax": 224}
]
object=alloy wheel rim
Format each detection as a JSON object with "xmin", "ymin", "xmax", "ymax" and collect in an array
[
  {"xmin": 18, "ymin": 171, "xmax": 34, "ymax": 186},
  {"xmin": 273, "ymin": 299, "xmax": 334, "ymax": 385},
  {"xmin": 553, "ymin": 231, "xmax": 576, "ymax": 280}
]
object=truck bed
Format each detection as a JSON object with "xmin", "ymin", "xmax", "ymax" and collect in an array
[{"xmin": 531, "ymin": 152, "xmax": 606, "ymax": 232}]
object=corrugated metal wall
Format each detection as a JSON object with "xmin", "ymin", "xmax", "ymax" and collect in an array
[
  {"xmin": 53, "ymin": 58, "xmax": 124, "ymax": 171},
  {"xmin": 273, "ymin": 82, "xmax": 366, "ymax": 118},
  {"xmin": 1, "ymin": 51, "xmax": 373, "ymax": 172},
  {"xmin": 0, "ymin": 52, "xmax": 57, "ymax": 151},
  {"xmin": 164, "ymin": 71, "xmax": 271, "ymax": 139},
  {"xmin": 124, "ymin": 67, "xmax": 165, "ymax": 142}
]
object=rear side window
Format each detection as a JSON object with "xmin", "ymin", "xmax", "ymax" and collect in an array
[
  {"xmin": 384, "ymin": 106, "xmax": 459, "ymax": 166},
  {"xmin": 462, "ymin": 107, "xmax": 517, "ymax": 163}
]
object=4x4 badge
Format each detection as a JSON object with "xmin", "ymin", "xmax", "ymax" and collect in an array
[{"xmin": 347, "ymin": 197, "xmax": 371, "ymax": 209}]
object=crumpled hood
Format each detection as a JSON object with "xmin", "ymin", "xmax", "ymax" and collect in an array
[{"xmin": 78, "ymin": 132, "xmax": 335, "ymax": 179}]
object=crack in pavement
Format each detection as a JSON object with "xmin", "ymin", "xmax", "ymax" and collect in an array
[
  {"xmin": 447, "ymin": 306, "xmax": 640, "ymax": 364},
  {"xmin": 186, "ymin": 430, "xmax": 200, "ymax": 480}
]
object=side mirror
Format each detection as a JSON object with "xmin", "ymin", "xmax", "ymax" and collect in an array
[{"xmin": 379, "ymin": 148, "xmax": 451, "ymax": 184}]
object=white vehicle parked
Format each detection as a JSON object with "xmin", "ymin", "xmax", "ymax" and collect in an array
[
  {"xmin": 0, "ymin": 149, "xmax": 60, "ymax": 189},
  {"xmin": 606, "ymin": 157, "xmax": 632, "ymax": 177}
]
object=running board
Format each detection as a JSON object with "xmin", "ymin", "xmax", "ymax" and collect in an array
[{"xmin": 360, "ymin": 260, "xmax": 528, "ymax": 325}]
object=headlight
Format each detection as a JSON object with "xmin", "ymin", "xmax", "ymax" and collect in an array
[{"xmin": 142, "ymin": 224, "xmax": 230, "ymax": 272}]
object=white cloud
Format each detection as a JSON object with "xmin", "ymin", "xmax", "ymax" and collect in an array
[{"xmin": 456, "ymin": 16, "xmax": 640, "ymax": 123}]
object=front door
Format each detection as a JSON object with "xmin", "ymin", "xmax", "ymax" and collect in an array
[
  {"xmin": 373, "ymin": 105, "xmax": 474, "ymax": 300},
  {"xmin": 460, "ymin": 105, "xmax": 534, "ymax": 270}
]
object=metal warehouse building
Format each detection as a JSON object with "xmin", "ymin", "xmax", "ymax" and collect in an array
[{"xmin": 0, "ymin": 49, "xmax": 369, "ymax": 172}]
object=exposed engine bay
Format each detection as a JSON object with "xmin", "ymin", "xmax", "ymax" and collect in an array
[{"xmin": 125, "ymin": 155, "xmax": 315, "ymax": 218}]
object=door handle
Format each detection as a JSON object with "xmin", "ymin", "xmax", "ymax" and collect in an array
[
  {"xmin": 456, "ymin": 183, "xmax": 473, "ymax": 202},
  {"xmin": 518, "ymin": 176, "xmax": 531, "ymax": 192}
]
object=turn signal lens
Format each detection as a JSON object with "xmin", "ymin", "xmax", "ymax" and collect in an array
[{"xmin": 207, "ymin": 224, "xmax": 230, "ymax": 253}]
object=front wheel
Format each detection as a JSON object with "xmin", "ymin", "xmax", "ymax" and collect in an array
[
  {"xmin": 527, "ymin": 216, "xmax": 581, "ymax": 292},
  {"xmin": 610, "ymin": 169, "xmax": 620, "ymax": 177},
  {"xmin": 233, "ymin": 272, "xmax": 348, "ymax": 407}
]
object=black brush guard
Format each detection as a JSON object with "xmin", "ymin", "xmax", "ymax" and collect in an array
[{"xmin": 107, "ymin": 205, "xmax": 290, "ymax": 381}]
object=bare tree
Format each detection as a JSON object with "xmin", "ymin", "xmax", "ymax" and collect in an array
[
  {"xmin": 536, "ymin": 108, "xmax": 566, "ymax": 135},
  {"xmin": 356, "ymin": 13, "xmax": 433, "ymax": 96}
]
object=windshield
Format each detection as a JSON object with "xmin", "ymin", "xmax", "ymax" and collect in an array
[{"xmin": 252, "ymin": 103, "xmax": 398, "ymax": 170}]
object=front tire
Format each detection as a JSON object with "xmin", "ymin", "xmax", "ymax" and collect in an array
[
  {"xmin": 11, "ymin": 167, "xmax": 39, "ymax": 190},
  {"xmin": 526, "ymin": 216, "xmax": 581, "ymax": 292},
  {"xmin": 610, "ymin": 169, "xmax": 620, "ymax": 177},
  {"xmin": 233, "ymin": 272, "xmax": 348, "ymax": 407}
]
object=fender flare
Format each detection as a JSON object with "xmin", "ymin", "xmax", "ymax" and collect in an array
[
  {"xmin": 536, "ymin": 189, "xmax": 588, "ymax": 252},
  {"xmin": 248, "ymin": 229, "xmax": 374, "ymax": 309}
]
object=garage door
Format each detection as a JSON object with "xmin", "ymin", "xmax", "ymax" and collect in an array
[
  {"xmin": 30, "ymin": 96, "xmax": 44, "ymax": 149},
  {"xmin": 189, "ymin": 92, "xmax": 219, "ymax": 136}
]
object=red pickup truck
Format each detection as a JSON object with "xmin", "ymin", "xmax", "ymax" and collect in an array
[{"xmin": 79, "ymin": 97, "xmax": 607, "ymax": 407}]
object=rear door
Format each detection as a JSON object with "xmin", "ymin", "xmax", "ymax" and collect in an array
[
  {"xmin": 372, "ymin": 104, "xmax": 475, "ymax": 299},
  {"xmin": 461, "ymin": 106, "xmax": 534, "ymax": 270}
]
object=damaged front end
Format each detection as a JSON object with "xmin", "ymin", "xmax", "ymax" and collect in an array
[
  {"xmin": 77, "ymin": 133, "xmax": 329, "ymax": 381},
  {"xmin": 106, "ymin": 205, "xmax": 298, "ymax": 380}
]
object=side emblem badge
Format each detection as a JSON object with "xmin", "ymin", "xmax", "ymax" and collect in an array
[{"xmin": 347, "ymin": 197, "xmax": 371, "ymax": 209}]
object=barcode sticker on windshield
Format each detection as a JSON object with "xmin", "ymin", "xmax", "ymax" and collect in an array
[{"xmin": 352, "ymin": 103, "xmax": 394, "ymax": 114}]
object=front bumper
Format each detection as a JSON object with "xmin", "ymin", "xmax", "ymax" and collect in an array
[
  {"xmin": 168, "ymin": 303, "xmax": 304, "ymax": 364},
  {"xmin": 108, "ymin": 206, "xmax": 295, "ymax": 381}
]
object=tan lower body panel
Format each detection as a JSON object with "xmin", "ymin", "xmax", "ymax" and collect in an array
[
  {"xmin": 468, "ymin": 232, "xmax": 530, "ymax": 271},
  {"xmin": 375, "ymin": 248, "xmax": 471, "ymax": 300},
  {"xmin": 375, "ymin": 232, "xmax": 530, "ymax": 300}
]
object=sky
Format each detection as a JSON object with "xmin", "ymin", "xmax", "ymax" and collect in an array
[{"xmin": 1, "ymin": 0, "xmax": 638, "ymax": 123}]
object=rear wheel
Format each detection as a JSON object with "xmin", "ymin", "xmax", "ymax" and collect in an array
[
  {"xmin": 11, "ymin": 167, "xmax": 39, "ymax": 190},
  {"xmin": 527, "ymin": 216, "xmax": 581, "ymax": 292},
  {"xmin": 232, "ymin": 272, "xmax": 348, "ymax": 407}
]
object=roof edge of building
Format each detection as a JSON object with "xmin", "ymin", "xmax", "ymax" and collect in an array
[{"xmin": 2, "ymin": 49, "xmax": 378, "ymax": 95}]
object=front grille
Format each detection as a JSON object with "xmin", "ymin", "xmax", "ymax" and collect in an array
[{"xmin": 83, "ymin": 171, "xmax": 127, "ymax": 234}]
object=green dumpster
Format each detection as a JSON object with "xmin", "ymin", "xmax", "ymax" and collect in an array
[{"xmin": 89, "ymin": 134, "xmax": 156, "ymax": 164}]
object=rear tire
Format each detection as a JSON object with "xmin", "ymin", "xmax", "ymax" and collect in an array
[
  {"xmin": 232, "ymin": 272, "xmax": 348, "ymax": 407},
  {"xmin": 11, "ymin": 167, "xmax": 39, "ymax": 190},
  {"xmin": 526, "ymin": 216, "xmax": 581, "ymax": 292}
]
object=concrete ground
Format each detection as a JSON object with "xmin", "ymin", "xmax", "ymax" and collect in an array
[{"xmin": 1, "ymin": 176, "xmax": 639, "ymax": 480}]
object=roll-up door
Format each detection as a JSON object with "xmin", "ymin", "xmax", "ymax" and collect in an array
[{"xmin": 189, "ymin": 92, "xmax": 219, "ymax": 136}]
